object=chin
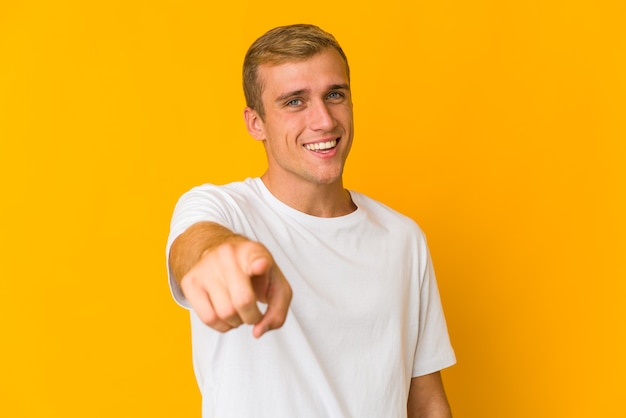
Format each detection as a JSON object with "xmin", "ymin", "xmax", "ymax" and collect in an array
[{"xmin": 313, "ymin": 171, "xmax": 344, "ymax": 185}]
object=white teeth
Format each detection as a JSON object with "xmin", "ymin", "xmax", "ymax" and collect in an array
[{"xmin": 304, "ymin": 139, "xmax": 337, "ymax": 151}]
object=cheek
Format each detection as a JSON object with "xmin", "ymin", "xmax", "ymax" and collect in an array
[
  {"xmin": 333, "ymin": 105, "xmax": 353, "ymax": 125},
  {"xmin": 276, "ymin": 120, "xmax": 305, "ymax": 142},
  {"xmin": 265, "ymin": 113, "xmax": 300, "ymax": 133}
]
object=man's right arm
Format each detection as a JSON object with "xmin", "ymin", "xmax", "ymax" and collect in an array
[{"xmin": 169, "ymin": 221, "xmax": 292, "ymax": 338}]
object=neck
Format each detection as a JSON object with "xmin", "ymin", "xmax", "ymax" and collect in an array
[{"xmin": 261, "ymin": 174, "xmax": 356, "ymax": 218}]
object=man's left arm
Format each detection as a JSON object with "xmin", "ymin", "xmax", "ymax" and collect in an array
[{"xmin": 407, "ymin": 371, "xmax": 452, "ymax": 418}]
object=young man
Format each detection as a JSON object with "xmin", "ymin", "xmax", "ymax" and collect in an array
[{"xmin": 167, "ymin": 24, "xmax": 456, "ymax": 417}]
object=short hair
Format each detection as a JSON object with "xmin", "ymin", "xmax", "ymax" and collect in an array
[{"xmin": 243, "ymin": 24, "xmax": 350, "ymax": 119}]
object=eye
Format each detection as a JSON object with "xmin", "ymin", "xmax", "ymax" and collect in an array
[
  {"xmin": 286, "ymin": 98, "xmax": 302, "ymax": 107},
  {"xmin": 327, "ymin": 91, "xmax": 344, "ymax": 101}
]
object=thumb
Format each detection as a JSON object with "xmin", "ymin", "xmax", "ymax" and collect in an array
[
  {"xmin": 252, "ymin": 265, "xmax": 292, "ymax": 338},
  {"xmin": 249, "ymin": 256, "xmax": 271, "ymax": 304},
  {"xmin": 248, "ymin": 256, "xmax": 270, "ymax": 276}
]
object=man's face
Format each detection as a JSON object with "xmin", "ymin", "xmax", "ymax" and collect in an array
[{"xmin": 250, "ymin": 48, "xmax": 353, "ymax": 188}]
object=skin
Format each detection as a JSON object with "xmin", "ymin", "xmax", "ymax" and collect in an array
[
  {"xmin": 244, "ymin": 48, "xmax": 356, "ymax": 218},
  {"xmin": 408, "ymin": 371, "xmax": 453, "ymax": 418},
  {"xmin": 170, "ymin": 221, "xmax": 292, "ymax": 338},
  {"xmin": 169, "ymin": 48, "xmax": 452, "ymax": 417}
]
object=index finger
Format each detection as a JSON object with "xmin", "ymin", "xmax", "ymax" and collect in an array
[
  {"xmin": 219, "ymin": 244, "xmax": 268, "ymax": 324},
  {"xmin": 252, "ymin": 265, "xmax": 292, "ymax": 338}
]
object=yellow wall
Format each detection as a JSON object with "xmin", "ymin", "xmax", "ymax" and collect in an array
[{"xmin": 1, "ymin": 1, "xmax": 624, "ymax": 416}]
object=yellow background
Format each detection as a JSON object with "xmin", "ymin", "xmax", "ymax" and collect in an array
[{"xmin": 1, "ymin": 0, "xmax": 624, "ymax": 416}]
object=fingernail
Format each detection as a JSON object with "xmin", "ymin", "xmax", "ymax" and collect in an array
[{"xmin": 258, "ymin": 325, "xmax": 269, "ymax": 338}]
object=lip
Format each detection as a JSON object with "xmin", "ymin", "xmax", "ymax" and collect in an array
[
  {"xmin": 302, "ymin": 137, "xmax": 340, "ymax": 158},
  {"xmin": 302, "ymin": 136, "xmax": 339, "ymax": 146}
]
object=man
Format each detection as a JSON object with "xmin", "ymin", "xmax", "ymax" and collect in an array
[{"xmin": 167, "ymin": 24, "xmax": 456, "ymax": 417}]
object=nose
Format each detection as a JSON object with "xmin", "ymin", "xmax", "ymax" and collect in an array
[{"xmin": 308, "ymin": 100, "xmax": 337, "ymax": 131}]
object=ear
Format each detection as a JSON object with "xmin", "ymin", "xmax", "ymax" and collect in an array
[{"xmin": 244, "ymin": 107, "xmax": 265, "ymax": 141}]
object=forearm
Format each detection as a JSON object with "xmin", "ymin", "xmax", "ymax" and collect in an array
[
  {"xmin": 407, "ymin": 372, "xmax": 452, "ymax": 418},
  {"xmin": 169, "ymin": 221, "xmax": 247, "ymax": 285},
  {"xmin": 407, "ymin": 403, "xmax": 451, "ymax": 418}
]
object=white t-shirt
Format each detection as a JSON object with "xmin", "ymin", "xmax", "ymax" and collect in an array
[{"xmin": 166, "ymin": 178, "xmax": 456, "ymax": 418}]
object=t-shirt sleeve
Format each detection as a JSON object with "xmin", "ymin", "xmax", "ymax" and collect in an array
[
  {"xmin": 165, "ymin": 184, "xmax": 234, "ymax": 308},
  {"xmin": 412, "ymin": 239, "xmax": 457, "ymax": 377}
]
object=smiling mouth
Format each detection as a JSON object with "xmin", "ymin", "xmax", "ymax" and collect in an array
[{"xmin": 303, "ymin": 139, "xmax": 338, "ymax": 151}]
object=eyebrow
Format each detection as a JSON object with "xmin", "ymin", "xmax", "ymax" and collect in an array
[
  {"xmin": 275, "ymin": 89, "xmax": 309, "ymax": 104},
  {"xmin": 274, "ymin": 83, "xmax": 351, "ymax": 104},
  {"xmin": 329, "ymin": 83, "xmax": 350, "ymax": 92}
]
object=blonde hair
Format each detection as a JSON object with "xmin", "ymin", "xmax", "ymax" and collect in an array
[{"xmin": 243, "ymin": 24, "xmax": 350, "ymax": 119}]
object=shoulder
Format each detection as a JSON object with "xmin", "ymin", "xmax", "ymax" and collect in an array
[
  {"xmin": 176, "ymin": 178, "xmax": 262, "ymax": 206},
  {"xmin": 169, "ymin": 178, "xmax": 266, "ymax": 231},
  {"xmin": 351, "ymin": 191, "xmax": 425, "ymax": 238}
]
